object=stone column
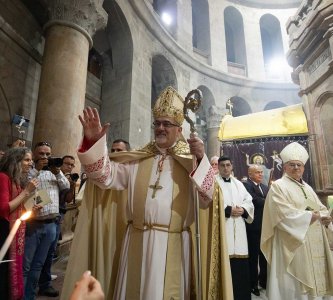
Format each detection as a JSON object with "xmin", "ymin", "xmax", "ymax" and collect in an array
[
  {"xmin": 33, "ymin": 1, "xmax": 107, "ymax": 157},
  {"xmin": 209, "ymin": 0, "xmax": 227, "ymax": 72},
  {"xmin": 243, "ymin": 14, "xmax": 265, "ymax": 80},
  {"xmin": 206, "ymin": 105, "xmax": 224, "ymax": 158},
  {"xmin": 176, "ymin": 0, "xmax": 193, "ymax": 52}
]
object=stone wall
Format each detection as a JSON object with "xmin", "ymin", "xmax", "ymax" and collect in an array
[
  {"xmin": 0, "ymin": 0, "xmax": 43, "ymax": 149},
  {"xmin": 287, "ymin": 0, "xmax": 333, "ymax": 197}
]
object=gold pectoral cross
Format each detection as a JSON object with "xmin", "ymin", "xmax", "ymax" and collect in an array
[{"xmin": 149, "ymin": 177, "xmax": 163, "ymax": 198}]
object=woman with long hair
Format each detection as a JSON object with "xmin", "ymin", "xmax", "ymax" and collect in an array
[{"xmin": 0, "ymin": 147, "xmax": 38, "ymax": 300}]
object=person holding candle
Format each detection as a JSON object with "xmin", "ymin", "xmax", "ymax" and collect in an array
[{"xmin": 0, "ymin": 147, "xmax": 38, "ymax": 300}]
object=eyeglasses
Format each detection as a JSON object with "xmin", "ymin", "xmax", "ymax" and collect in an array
[
  {"xmin": 152, "ymin": 121, "xmax": 179, "ymax": 128},
  {"xmin": 34, "ymin": 141, "xmax": 51, "ymax": 148},
  {"xmin": 63, "ymin": 162, "xmax": 75, "ymax": 167},
  {"xmin": 287, "ymin": 163, "xmax": 304, "ymax": 168}
]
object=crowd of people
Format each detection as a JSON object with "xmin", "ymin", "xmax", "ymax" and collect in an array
[
  {"xmin": 0, "ymin": 140, "xmax": 86, "ymax": 299},
  {"xmin": 0, "ymin": 86, "xmax": 333, "ymax": 300}
]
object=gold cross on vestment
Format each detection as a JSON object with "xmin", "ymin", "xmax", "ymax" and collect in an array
[{"xmin": 149, "ymin": 177, "xmax": 163, "ymax": 198}]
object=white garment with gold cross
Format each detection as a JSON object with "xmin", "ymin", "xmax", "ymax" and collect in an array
[{"xmin": 77, "ymin": 135, "xmax": 214, "ymax": 300}]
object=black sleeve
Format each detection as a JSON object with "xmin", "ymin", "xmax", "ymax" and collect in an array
[
  {"xmin": 241, "ymin": 208, "xmax": 249, "ymax": 219},
  {"xmin": 225, "ymin": 205, "xmax": 232, "ymax": 218}
]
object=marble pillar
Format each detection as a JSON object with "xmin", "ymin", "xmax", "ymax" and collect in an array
[
  {"xmin": 33, "ymin": 0, "xmax": 107, "ymax": 158},
  {"xmin": 206, "ymin": 105, "xmax": 224, "ymax": 159}
]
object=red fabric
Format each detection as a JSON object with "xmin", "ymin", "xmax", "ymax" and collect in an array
[
  {"xmin": 0, "ymin": 173, "xmax": 11, "ymax": 221},
  {"xmin": 78, "ymin": 137, "xmax": 95, "ymax": 152},
  {"xmin": 0, "ymin": 172, "xmax": 25, "ymax": 300}
]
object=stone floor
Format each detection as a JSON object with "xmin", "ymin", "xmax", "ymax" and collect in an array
[
  {"xmin": 36, "ymin": 257, "xmax": 67, "ymax": 300},
  {"xmin": 36, "ymin": 257, "xmax": 268, "ymax": 300}
]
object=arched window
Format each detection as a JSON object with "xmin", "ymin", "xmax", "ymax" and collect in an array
[
  {"xmin": 224, "ymin": 7, "xmax": 247, "ymax": 76},
  {"xmin": 196, "ymin": 85, "xmax": 215, "ymax": 125},
  {"xmin": 260, "ymin": 14, "xmax": 285, "ymax": 79},
  {"xmin": 151, "ymin": 55, "xmax": 178, "ymax": 109},
  {"xmin": 264, "ymin": 101, "xmax": 286, "ymax": 110},
  {"xmin": 228, "ymin": 96, "xmax": 251, "ymax": 116},
  {"xmin": 192, "ymin": 0, "xmax": 211, "ymax": 56},
  {"xmin": 153, "ymin": 0, "xmax": 177, "ymax": 37}
]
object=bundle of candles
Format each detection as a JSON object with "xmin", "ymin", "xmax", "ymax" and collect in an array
[{"xmin": 0, "ymin": 211, "xmax": 32, "ymax": 263}]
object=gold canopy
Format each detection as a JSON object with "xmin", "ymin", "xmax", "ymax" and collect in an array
[{"xmin": 218, "ymin": 104, "xmax": 308, "ymax": 141}]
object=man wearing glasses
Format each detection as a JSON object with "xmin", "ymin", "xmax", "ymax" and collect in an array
[
  {"xmin": 61, "ymin": 86, "xmax": 232, "ymax": 300},
  {"xmin": 261, "ymin": 142, "xmax": 333, "ymax": 300}
]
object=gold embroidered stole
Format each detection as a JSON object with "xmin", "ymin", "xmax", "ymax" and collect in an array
[
  {"xmin": 126, "ymin": 157, "xmax": 153, "ymax": 299},
  {"xmin": 202, "ymin": 182, "xmax": 234, "ymax": 300},
  {"xmin": 125, "ymin": 154, "xmax": 190, "ymax": 300}
]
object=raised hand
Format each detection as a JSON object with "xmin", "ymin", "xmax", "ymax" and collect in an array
[
  {"xmin": 11, "ymin": 139, "xmax": 25, "ymax": 148},
  {"xmin": 79, "ymin": 107, "xmax": 110, "ymax": 144}
]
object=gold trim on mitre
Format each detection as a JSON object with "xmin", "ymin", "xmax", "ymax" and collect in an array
[
  {"xmin": 152, "ymin": 86, "xmax": 184, "ymax": 126},
  {"xmin": 280, "ymin": 142, "xmax": 309, "ymax": 164}
]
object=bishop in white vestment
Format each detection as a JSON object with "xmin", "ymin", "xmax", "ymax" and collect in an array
[
  {"xmin": 63, "ymin": 87, "xmax": 230, "ymax": 300},
  {"xmin": 261, "ymin": 142, "xmax": 333, "ymax": 300}
]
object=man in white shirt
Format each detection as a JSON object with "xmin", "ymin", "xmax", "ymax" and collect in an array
[
  {"xmin": 216, "ymin": 156, "xmax": 254, "ymax": 300},
  {"xmin": 24, "ymin": 142, "xmax": 69, "ymax": 299}
]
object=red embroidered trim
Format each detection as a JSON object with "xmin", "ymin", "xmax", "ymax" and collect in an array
[
  {"xmin": 95, "ymin": 162, "xmax": 111, "ymax": 184},
  {"xmin": 201, "ymin": 167, "xmax": 215, "ymax": 194},
  {"xmin": 85, "ymin": 156, "xmax": 106, "ymax": 173}
]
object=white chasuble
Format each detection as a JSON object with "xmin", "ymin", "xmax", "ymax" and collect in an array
[
  {"xmin": 216, "ymin": 175, "xmax": 254, "ymax": 256},
  {"xmin": 261, "ymin": 175, "xmax": 333, "ymax": 300},
  {"xmin": 76, "ymin": 135, "xmax": 215, "ymax": 300}
]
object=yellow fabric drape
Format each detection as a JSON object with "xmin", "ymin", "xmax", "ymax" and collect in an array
[
  {"xmin": 199, "ymin": 182, "xmax": 234, "ymax": 300},
  {"xmin": 60, "ymin": 181, "xmax": 127, "ymax": 300}
]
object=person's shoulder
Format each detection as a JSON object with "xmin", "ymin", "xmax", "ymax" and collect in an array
[
  {"xmin": 269, "ymin": 177, "xmax": 286, "ymax": 189},
  {"xmin": 0, "ymin": 172, "xmax": 10, "ymax": 181},
  {"xmin": 232, "ymin": 177, "xmax": 244, "ymax": 186},
  {"xmin": 242, "ymin": 180, "xmax": 251, "ymax": 187}
]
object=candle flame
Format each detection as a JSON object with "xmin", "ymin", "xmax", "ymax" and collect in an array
[{"xmin": 20, "ymin": 211, "xmax": 32, "ymax": 221}]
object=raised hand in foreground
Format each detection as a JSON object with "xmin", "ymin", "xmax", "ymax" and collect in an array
[{"xmin": 70, "ymin": 271, "xmax": 104, "ymax": 300}]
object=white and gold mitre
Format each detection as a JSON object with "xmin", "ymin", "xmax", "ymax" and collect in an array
[
  {"xmin": 152, "ymin": 86, "xmax": 184, "ymax": 126},
  {"xmin": 280, "ymin": 142, "xmax": 309, "ymax": 164}
]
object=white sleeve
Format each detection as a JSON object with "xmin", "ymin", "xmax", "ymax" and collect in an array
[
  {"xmin": 190, "ymin": 154, "xmax": 215, "ymax": 208},
  {"xmin": 77, "ymin": 135, "xmax": 130, "ymax": 190}
]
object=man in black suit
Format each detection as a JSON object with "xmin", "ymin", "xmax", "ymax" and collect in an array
[{"xmin": 243, "ymin": 165, "xmax": 269, "ymax": 296}]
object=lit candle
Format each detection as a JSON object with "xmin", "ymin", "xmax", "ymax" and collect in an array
[{"xmin": 0, "ymin": 211, "xmax": 32, "ymax": 262}]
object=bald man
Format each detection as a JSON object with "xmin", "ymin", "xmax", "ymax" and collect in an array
[{"xmin": 243, "ymin": 165, "xmax": 269, "ymax": 296}]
